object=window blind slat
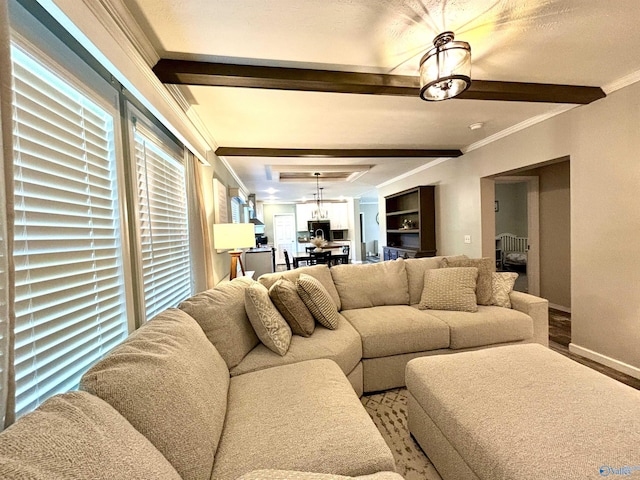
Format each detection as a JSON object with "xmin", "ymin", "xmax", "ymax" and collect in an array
[{"xmin": 11, "ymin": 44, "xmax": 128, "ymax": 418}]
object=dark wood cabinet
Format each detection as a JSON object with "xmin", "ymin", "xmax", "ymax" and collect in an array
[{"xmin": 384, "ymin": 186, "xmax": 436, "ymax": 258}]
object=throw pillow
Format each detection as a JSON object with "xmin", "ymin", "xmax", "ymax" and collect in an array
[
  {"xmin": 440, "ymin": 257, "xmax": 494, "ymax": 305},
  {"xmin": 269, "ymin": 277, "xmax": 316, "ymax": 337},
  {"xmin": 491, "ymin": 271, "xmax": 519, "ymax": 308},
  {"xmin": 245, "ymin": 282, "xmax": 292, "ymax": 356},
  {"xmin": 296, "ymin": 273, "xmax": 340, "ymax": 329},
  {"xmin": 420, "ymin": 267, "xmax": 479, "ymax": 312}
]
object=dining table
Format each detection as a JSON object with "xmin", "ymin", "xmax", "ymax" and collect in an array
[{"xmin": 292, "ymin": 250, "xmax": 349, "ymax": 268}]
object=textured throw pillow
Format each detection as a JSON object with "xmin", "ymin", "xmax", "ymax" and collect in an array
[
  {"xmin": 269, "ymin": 277, "xmax": 316, "ymax": 337},
  {"xmin": 491, "ymin": 271, "xmax": 519, "ymax": 308},
  {"xmin": 296, "ymin": 273, "xmax": 340, "ymax": 329},
  {"xmin": 0, "ymin": 392, "xmax": 182, "ymax": 480},
  {"xmin": 440, "ymin": 257, "xmax": 494, "ymax": 305},
  {"xmin": 420, "ymin": 267, "xmax": 479, "ymax": 312},
  {"xmin": 245, "ymin": 282, "xmax": 292, "ymax": 355}
]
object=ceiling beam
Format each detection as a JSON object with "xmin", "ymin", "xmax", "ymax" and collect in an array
[
  {"xmin": 215, "ymin": 147, "xmax": 463, "ymax": 158},
  {"xmin": 153, "ymin": 59, "xmax": 606, "ymax": 104}
]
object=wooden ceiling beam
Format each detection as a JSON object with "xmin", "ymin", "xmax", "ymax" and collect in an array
[
  {"xmin": 153, "ymin": 59, "xmax": 606, "ymax": 104},
  {"xmin": 215, "ymin": 147, "xmax": 463, "ymax": 158}
]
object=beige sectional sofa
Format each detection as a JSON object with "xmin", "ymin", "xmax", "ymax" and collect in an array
[{"xmin": 0, "ymin": 256, "xmax": 548, "ymax": 479}]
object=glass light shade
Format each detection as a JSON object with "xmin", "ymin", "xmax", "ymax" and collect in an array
[
  {"xmin": 419, "ymin": 32, "xmax": 471, "ymax": 101},
  {"xmin": 213, "ymin": 223, "xmax": 255, "ymax": 250},
  {"xmin": 311, "ymin": 207, "xmax": 329, "ymax": 220}
]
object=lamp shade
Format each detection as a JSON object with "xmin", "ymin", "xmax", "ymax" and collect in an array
[
  {"xmin": 419, "ymin": 31, "xmax": 471, "ymax": 101},
  {"xmin": 213, "ymin": 223, "xmax": 255, "ymax": 251}
]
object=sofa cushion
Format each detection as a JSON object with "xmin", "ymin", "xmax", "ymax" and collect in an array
[
  {"xmin": 269, "ymin": 277, "xmax": 316, "ymax": 337},
  {"xmin": 245, "ymin": 282, "xmax": 292, "ymax": 356},
  {"xmin": 330, "ymin": 260, "xmax": 409, "ymax": 310},
  {"xmin": 212, "ymin": 360, "xmax": 396, "ymax": 480},
  {"xmin": 258, "ymin": 265, "xmax": 341, "ymax": 310},
  {"xmin": 405, "ymin": 255, "xmax": 467, "ymax": 305},
  {"xmin": 297, "ymin": 274, "xmax": 340, "ymax": 329},
  {"xmin": 419, "ymin": 267, "xmax": 478, "ymax": 313},
  {"xmin": 236, "ymin": 470, "xmax": 404, "ymax": 480},
  {"xmin": 179, "ymin": 276, "xmax": 258, "ymax": 369},
  {"xmin": 79, "ymin": 308, "xmax": 229, "ymax": 480},
  {"xmin": 441, "ymin": 257, "xmax": 495, "ymax": 305},
  {"xmin": 341, "ymin": 306, "xmax": 449, "ymax": 358},
  {"xmin": 405, "ymin": 344, "xmax": 640, "ymax": 480},
  {"xmin": 427, "ymin": 305, "xmax": 534, "ymax": 349},
  {"xmin": 230, "ymin": 314, "xmax": 361, "ymax": 378},
  {"xmin": 0, "ymin": 391, "xmax": 181, "ymax": 480},
  {"xmin": 491, "ymin": 272, "xmax": 519, "ymax": 308}
]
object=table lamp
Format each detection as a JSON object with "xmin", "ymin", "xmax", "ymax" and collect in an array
[{"xmin": 213, "ymin": 223, "xmax": 255, "ymax": 280}]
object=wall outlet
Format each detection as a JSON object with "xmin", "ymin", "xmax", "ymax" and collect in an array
[{"xmin": 464, "ymin": 235, "xmax": 471, "ymax": 244}]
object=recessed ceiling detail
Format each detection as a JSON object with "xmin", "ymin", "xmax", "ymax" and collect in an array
[{"xmin": 270, "ymin": 165, "xmax": 371, "ymax": 183}]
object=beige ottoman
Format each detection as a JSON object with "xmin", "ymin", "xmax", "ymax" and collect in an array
[{"xmin": 406, "ymin": 344, "xmax": 640, "ymax": 480}]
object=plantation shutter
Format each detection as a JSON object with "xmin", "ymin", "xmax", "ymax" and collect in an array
[
  {"xmin": 133, "ymin": 122, "xmax": 191, "ymax": 320},
  {"xmin": 10, "ymin": 45, "xmax": 128, "ymax": 418}
]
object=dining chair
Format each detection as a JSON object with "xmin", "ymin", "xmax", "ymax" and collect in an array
[
  {"xmin": 341, "ymin": 245, "xmax": 350, "ymax": 264},
  {"xmin": 283, "ymin": 249, "xmax": 292, "ymax": 270},
  {"xmin": 310, "ymin": 250, "xmax": 331, "ymax": 266}
]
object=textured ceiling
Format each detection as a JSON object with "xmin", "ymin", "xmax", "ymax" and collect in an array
[{"xmin": 125, "ymin": 0, "xmax": 640, "ymax": 202}]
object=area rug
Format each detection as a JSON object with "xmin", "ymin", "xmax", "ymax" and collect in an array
[{"xmin": 361, "ymin": 388, "xmax": 442, "ymax": 480}]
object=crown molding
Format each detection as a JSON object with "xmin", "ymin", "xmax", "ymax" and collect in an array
[
  {"xmin": 464, "ymin": 104, "xmax": 576, "ymax": 154},
  {"xmin": 78, "ymin": 0, "xmax": 213, "ymax": 161},
  {"xmin": 85, "ymin": 0, "xmax": 159, "ymax": 66},
  {"xmin": 602, "ymin": 69, "xmax": 640, "ymax": 95}
]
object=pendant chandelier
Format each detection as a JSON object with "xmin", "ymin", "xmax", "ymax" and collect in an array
[
  {"xmin": 419, "ymin": 31, "xmax": 471, "ymax": 101},
  {"xmin": 311, "ymin": 173, "xmax": 328, "ymax": 220}
]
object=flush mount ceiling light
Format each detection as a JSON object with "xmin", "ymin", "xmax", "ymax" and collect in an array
[{"xmin": 419, "ymin": 31, "xmax": 471, "ymax": 101}]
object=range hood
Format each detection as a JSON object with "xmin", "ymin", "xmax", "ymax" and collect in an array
[{"xmin": 247, "ymin": 194, "xmax": 264, "ymax": 225}]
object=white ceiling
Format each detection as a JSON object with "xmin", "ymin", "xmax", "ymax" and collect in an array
[{"xmin": 124, "ymin": 0, "xmax": 640, "ymax": 203}]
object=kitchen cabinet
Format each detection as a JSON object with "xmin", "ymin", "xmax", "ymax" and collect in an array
[
  {"xmin": 296, "ymin": 203, "xmax": 313, "ymax": 230},
  {"xmin": 329, "ymin": 202, "xmax": 349, "ymax": 230}
]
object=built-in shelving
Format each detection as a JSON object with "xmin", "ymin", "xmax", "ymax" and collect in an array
[{"xmin": 383, "ymin": 186, "xmax": 436, "ymax": 260}]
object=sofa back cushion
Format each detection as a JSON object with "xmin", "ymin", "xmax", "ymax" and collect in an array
[
  {"xmin": 440, "ymin": 257, "xmax": 494, "ymax": 305},
  {"xmin": 258, "ymin": 265, "xmax": 341, "ymax": 310},
  {"xmin": 179, "ymin": 276, "xmax": 258, "ymax": 369},
  {"xmin": 330, "ymin": 259, "xmax": 409, "ymax": 311},
  {"xmin": 0, "ymin": 391, "xmax": 182, "ymax": 480},
  {"xmin": 79, "ymin": 308, "xmax": 229, "ymax": 480},
  {"xmin": 405, "ymin": 255, "xmax": 467, "ymax": 305}
]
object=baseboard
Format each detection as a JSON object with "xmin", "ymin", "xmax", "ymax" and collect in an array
[
  {"xmin": 549, "ymin": 303, "xmax": 571, "ymax": 313},
  {"xmin": 569, "ymin": 343, "xmax": 640, "ymax": 380}
]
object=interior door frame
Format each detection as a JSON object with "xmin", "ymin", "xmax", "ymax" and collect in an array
[
  {"xmin": 272, "ymin": 213, "xmax": 296, "ymax": 264},
  {"xmin": 493, "ymin": 176, "xmax": 540, "ymax": 296}
]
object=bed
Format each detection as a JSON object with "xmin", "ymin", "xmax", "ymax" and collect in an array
[{"xmin": 496, "ymin": 233, "xmax": 528, "ymax": 269}]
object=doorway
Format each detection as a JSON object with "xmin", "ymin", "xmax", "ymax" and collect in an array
[
  {"xmin": 273, "ymin": 213, "xmax": 296, "ymax": 265},
  {"xmin": 494, "ymin": 176, "xmax": 540, "ymax": 296}
]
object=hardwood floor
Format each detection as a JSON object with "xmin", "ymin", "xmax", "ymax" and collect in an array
[{"xmin": 548, "ymin": 309, "xmax": 640, "ymax": 390}]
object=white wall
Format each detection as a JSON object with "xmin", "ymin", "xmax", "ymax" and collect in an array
[
  {"xmin": 380, "ymin": 82, "xmax": 640, "ymax": 377},
  {"xmin": 495, "ymin": 183, "xmax": 528, "ymax": 237},
  {"xmin": 359, "ymin": 203, "xmax": 380, "ymax": 256}
]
